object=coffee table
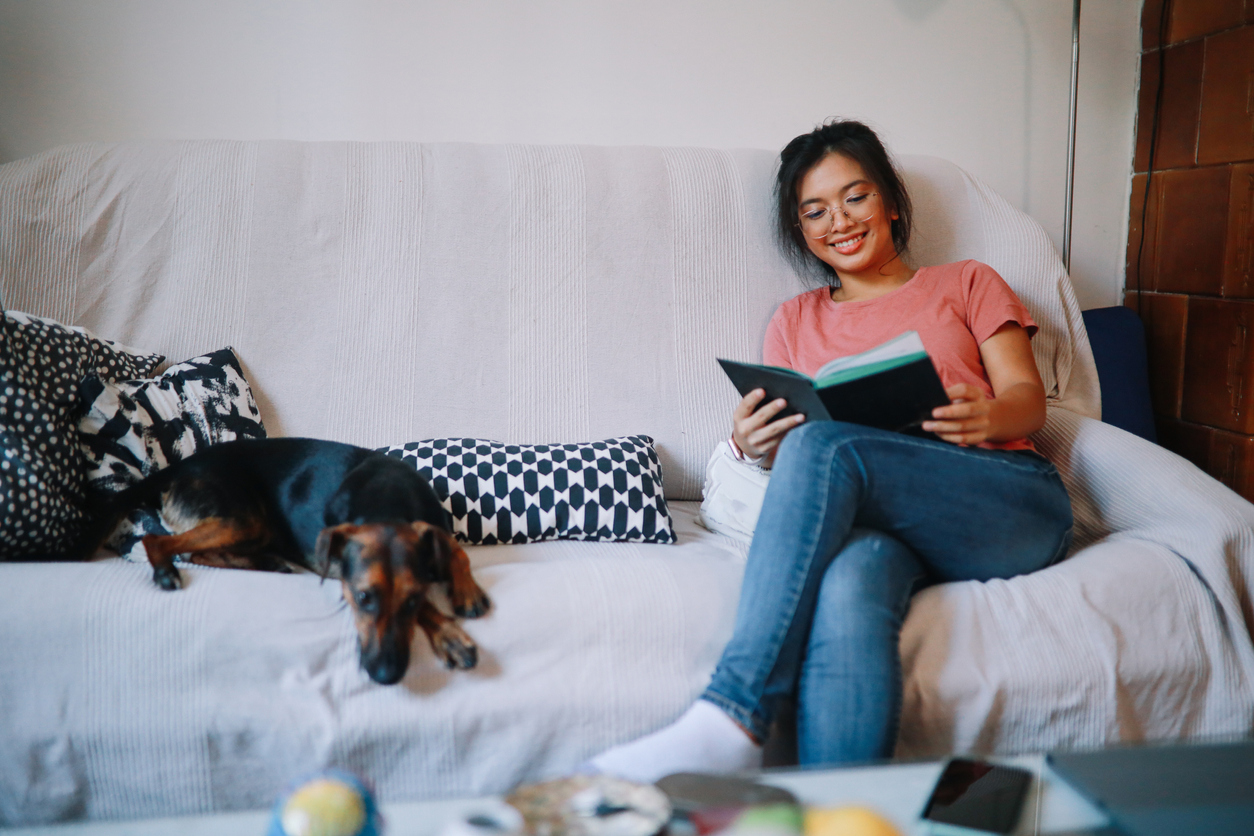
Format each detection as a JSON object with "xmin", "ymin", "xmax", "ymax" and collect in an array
[{"xmin": 2, "ymin": 756, "xmax": 1111, "ymax": 836}]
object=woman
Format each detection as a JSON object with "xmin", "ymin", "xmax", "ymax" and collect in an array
[{"xmin": 589, "ymin": 120, "xmax": 1073, "ymax": 780}]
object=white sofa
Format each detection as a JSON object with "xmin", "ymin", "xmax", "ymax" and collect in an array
[{"xmin": 2, "ymin": 141, "xmax": 1252, "ymax": 826}]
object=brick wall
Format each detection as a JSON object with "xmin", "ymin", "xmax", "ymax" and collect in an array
[{"xmin": 1126, "ymin": 0, "xmax": 1254, "ymax": 499}]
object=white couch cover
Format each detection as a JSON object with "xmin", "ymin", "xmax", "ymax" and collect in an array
[{"xmin": 1, "ymin": 141, "xmax": 1251, "ymax": 826}]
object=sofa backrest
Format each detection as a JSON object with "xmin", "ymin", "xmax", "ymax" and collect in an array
[{"xmin": 0, "ymin": 141, "xmax": 1098, "ymax": 501}]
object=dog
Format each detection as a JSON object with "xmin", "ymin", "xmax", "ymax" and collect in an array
[{"xmin": 78, "ymin": 437, "xmax": 491, "ymax": 684}]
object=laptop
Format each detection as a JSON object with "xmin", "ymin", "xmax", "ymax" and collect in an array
[{"xmin": 1047, "ymin": 739, "xmax": 1254, "ymax": 836}]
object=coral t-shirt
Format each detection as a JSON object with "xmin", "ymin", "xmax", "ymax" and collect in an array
[{"xmin": 763, "ymin": 260, "xmax": 1039, "ymax": 452}]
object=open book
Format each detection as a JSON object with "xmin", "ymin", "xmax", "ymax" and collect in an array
[{"xmin": 717, "ymin": 331, "xmax": 949, "ymax": 435}]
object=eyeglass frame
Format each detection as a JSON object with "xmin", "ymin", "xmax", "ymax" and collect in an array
[{"xmin": 796, "ymin": 191, "xmax": 881, "ymax": 240}]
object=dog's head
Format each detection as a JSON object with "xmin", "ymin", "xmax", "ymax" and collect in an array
[{"xmin": 314, "ymin": 520, "xmax": 460, "ymax": 685}]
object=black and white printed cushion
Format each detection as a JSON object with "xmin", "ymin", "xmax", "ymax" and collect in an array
[
  {"xmin": 0, "ymin": 311, "xmax": 164, "ymax": 558},
  {"xmin": 377, "ymin": 435, "xmax": 676, "ymax": 545},
  {"xmin": 77, "ymin": 346, "xmax": 266, "ymax": 561}
]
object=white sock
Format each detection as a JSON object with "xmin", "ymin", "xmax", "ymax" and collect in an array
[{"xmin": 586, "ymin": 700, "xmax": 762, "ymax": 784}]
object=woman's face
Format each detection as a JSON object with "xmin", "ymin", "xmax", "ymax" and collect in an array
[{"xmin": 795, "ymin": 152, "xmax": 899, "ymax": 281}]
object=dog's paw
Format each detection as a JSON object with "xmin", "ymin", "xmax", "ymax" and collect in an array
[
  {"xmin": 152, "ymin": 565, "xmax": 183, "ymax": 591},
  {"xmin": 431, "ymin": 623, "xmax": 479, "ymax": 670},
  {"xmin": 453, "ymin": 587, "xmax": 491, "ymax": 619}
]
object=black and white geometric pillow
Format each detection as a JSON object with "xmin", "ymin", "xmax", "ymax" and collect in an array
[
  {"xmin": 0, "ymin": 311, "xmax": 164, "ymax": 558},
  {"xmin": 378, "ymin": 436, "xmax": 676, "ymax": 545},
  {"xmin": 77, "ymin": 347, "xmax": 266, "ymax": 561}
]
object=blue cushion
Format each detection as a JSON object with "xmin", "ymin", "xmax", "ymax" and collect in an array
[{"xmin": 1080, "ymin": 306, "xmax": 1157, "ymax": 443}]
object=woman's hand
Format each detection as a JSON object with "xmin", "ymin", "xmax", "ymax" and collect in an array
[
  {"xmin": 732, "ymin": 389, "xmax": 806, "ymax": 461},
  {"xmin": 923, "ymin": 323, "xmax": 1046, "ymax": 446},
  {"xmin": 923, "ymin": 383, "xmax": 992, "ymax": 445}
]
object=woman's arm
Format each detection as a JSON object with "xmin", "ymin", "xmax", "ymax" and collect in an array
[{"xmin": 921, "ymin": 323, "xmax": 1045, "ymax": 445}]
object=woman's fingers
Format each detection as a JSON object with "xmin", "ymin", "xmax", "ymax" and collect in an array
[
  {"xmin": 925, "ymin": 384, "xmax": 990, "ymax": 444},
  {"xmin": 751, "ymin": 397, "xmax": 791, "ymax": 425},
  {"xmin": 732, "ymin": 389, "xmax": 804, "ymax": 458},
  {"xmin": 736, "ymin": 392, "xmax": 789, "ymax": 432},
  {"xmin": 732, "ymin": 388, "xmax": 767, "ymax": 421},
  {"xmin": 924, "ymin": 412, "xmax": 990, "ymax": 438},
  {"xmin": 748, "ymin": 412, "xmax": 805, "ymax": 452},
  {"xmin": 929, "ymin": 402, "xmax": 987, "ymax": 422},
  {"xmin": 926, "ymin": 412, "xmax": 988, "ymax": 443}
]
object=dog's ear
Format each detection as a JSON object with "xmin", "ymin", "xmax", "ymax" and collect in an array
[
  {"xmin": 410, "ymin": 521, "xmax": 457, "ymax": 582},
  {"xmin": 314, "ymin": 523, "xmax": 359, "ymax": 580}
]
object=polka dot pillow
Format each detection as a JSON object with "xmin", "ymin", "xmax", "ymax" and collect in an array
[
  {"xmin": 76, "ymin": 347, "xmax": 267, "ymax": 561},
  {"xmin": 377, "ymin": 436, "xmax": 676, "ymax": 545},
  {"xmin": 0, "ymin": 311, "xmax": 163, "ymax": 558}
]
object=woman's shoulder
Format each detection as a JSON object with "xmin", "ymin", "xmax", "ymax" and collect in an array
[
  {"xmin": 916, "ymin": 259, "xmax": 1000, "ymax": 280},
  {"xmin": 783, "ymin": 285, "xmax": 832, "ymax": 306},
  {"xmin": 772, "ymin": 286, "xmax": 830, "ymax": 318},
  {"xmin": 916, "ymin": 260, "xmax": 1010, "ymax": 296}
]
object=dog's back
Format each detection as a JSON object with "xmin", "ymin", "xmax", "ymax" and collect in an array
[
  {"xmin": 79, "ymin": 438, "xmax": 448, "ymax": 566},
  {"xmin": 324, "ymin": 452, "xmax": 451, "ymax": 530}
]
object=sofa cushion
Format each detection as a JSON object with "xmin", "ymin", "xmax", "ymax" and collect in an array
[
  {"xmin": 77, "ymin": 347, "xmax": 266, "ymax": 559},
  {"xmin": 0, "ymin": 311, "xmax": 163, "ymax": 558},
  {"xmin": 379, "ymin": 436, "xmax": 676, "ymax": 545},
  {"xmin": 1080, "ymin": 306, "xmax": 1156, "ymax": 443}
]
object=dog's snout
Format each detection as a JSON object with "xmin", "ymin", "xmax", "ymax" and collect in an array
[{"xmin": 364, "ymin": 643, "xmax": 410, "ymax": 685}]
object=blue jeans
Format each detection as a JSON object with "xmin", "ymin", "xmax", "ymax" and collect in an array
[{"xmin": 701, "ymin": 421, "xmax": 1073, "ymax": 767}]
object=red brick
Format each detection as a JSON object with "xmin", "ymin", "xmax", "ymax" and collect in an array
[
  {"xmin": 1209, "ymin": 428, "xmax": 1254, "ymax": 500},
  {"xmin": 1181, "ymin": 297, "xmax": 1254, "ymax": 431},
  {"xmin": 1139, "ymin": 40, "xmax": 1205, "ymax": 170},
  {"xmin": 1224, "ymin": 163, "xmax": 1254, "ymax": 297},
  {"xmin": 1128, "ymin": 291, "xmax": 1189, "ymax": 417},
  {"xmin": 1153, "ymin": 166, "xmax": 1230, "ymax": 294},
  {"xmin": 1198, "ymin": 26, "xmax": 1254, "ymax": 165},
  {"xmin": 1169, "ymin": 0, "xmax": 1248, "ymax": 43},
  {"xmin": 1143, "ymin": 0, "xmax": 1168, "ymax": 51}
]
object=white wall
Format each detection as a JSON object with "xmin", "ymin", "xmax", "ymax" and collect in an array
[{"xmin": 0, "ymin": 0, "xmax": 1141, "ymax": 308}]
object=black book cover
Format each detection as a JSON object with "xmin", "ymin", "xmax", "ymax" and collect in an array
[{"xmin": 717, "ymin": 356, "xmax": 950, "ymax": 436}]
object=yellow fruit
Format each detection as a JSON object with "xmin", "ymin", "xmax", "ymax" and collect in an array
[{"xmin": 804, "ymin": 806, "xmax": 901, "ymax": 836}]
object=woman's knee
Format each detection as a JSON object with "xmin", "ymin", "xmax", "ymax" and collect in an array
[
  {"xmin": 776, "ymin": 420, "xmax": 864, "ymax": 466},
  {"xmin": 813, "ymin": 529, "xmax": 924, "ymax": 615}
]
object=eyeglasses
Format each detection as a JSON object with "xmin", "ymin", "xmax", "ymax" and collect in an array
[{"xmin": 797, "ymin": 192, "xmax": 880, "ymax": 239}]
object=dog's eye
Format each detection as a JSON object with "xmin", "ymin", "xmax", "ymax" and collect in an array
[
  {"xmin": 354, "ymin": 589, "xmax": 379, "ymax": 613},
  {"xmin": 401, "ymin": 595, "xmax": 422, "ymax": 615}
]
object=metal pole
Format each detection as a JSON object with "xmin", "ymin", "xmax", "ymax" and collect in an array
[{"xmin": 1062, "ymin": 0, "xmax": 1081, "ymax": 274}]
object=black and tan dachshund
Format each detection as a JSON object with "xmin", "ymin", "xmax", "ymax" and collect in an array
[{"xmin": 79, "ymin": 437, "xmax": 490, "ymax": 684}]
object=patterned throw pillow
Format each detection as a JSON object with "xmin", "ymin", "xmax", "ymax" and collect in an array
[
  {"xmin": 77, "ymin": 347, "xmax": 266, "ymax": 560},
  {"xmin": 377, "ymin": 436, "xmax": 676, "ymax": 545},
  {"xmin": 0, "ymin": 311, "xmax": 164, "ymax": 558}
]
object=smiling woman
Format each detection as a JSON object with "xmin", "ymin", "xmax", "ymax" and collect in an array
[
  {"xmin": 793, "ymin": 157, "xmax": 912, "ymax": 299},
  {"xmin": 776, "ymin": 121, "xmax": 914, "ymax": 294},
  {"xmin": 588, "ymin": 119, "xmax": 1073, "ymax": 780}
]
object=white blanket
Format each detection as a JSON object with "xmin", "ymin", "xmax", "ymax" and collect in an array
[
  {"xmin": 0, "ymin": 504, "xmax": 748, "ymax": 824},
  {"xmin": 700, "ymin": 407, "xmax": 1254, "ymax": 759},
  {"xmin": 2, "ymin": 140, "xmax": 1251, "ymax": 826},
  {"xmin": 899, "ymin": 408, "xmax": 1254, "ymax": 755}
]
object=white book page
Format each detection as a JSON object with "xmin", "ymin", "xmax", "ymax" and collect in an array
[{"xmin": 814, "ymin": 331, "xmax": 926, "ymax": 380}]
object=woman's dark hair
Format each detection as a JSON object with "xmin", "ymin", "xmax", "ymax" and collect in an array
[{"xmin": 775, "ymin": 119, "xmax": 913, "ymax": 282}]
